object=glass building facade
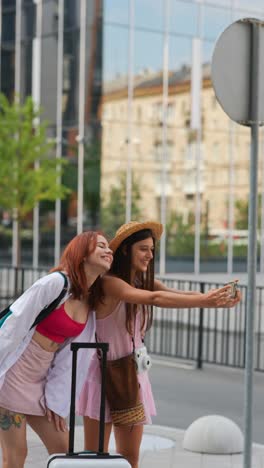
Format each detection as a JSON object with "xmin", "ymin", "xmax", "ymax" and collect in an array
[
  {"xmin": 1, "ymin": 0, "xmax": 103, "ymax": 265},
  {"xmin": 1, "ymin": 0, "xmax": 264, "ymax": 270}
]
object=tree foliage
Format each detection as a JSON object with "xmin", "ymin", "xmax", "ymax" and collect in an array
[
  {"xmin": 101, "ymin": 173, "xmax": 142, "ymax": 239},
  {"xmin": 235, "ymin": 196, "xmax": 262, "ymax": 230},
  {"xmin": 166, "ymin": 212, "xmax": 195, "ymax": 256},
  {"xmin": 166, "ymin": 210, "xmax": 228, "ymax": 258},
  {"xmin": 83, "ymin": 140, "xmax": 101, "ymax": 226},
  {"xmin": 61, "ymin": 139, "xmax": 101, "ymax": 227},
  {"xmin": 235, "ymin": 199, "xmax": 249, "ymax": 230},
  {"xmin": 0, "ymin": 94, "xmax": 70, "ymax": 221},
  {"xmin": 0, "ymin": 94, "xmax": 70, "ymax": 264}
]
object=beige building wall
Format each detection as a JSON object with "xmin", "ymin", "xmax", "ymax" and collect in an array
[{"xmin": 101, "ymin": 71, "xmax": 258, "ymax": 233}]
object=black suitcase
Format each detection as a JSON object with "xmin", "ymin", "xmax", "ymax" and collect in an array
[{"xmin": 47, "ymin": 342, "xmax": 131, "ymax": 467}]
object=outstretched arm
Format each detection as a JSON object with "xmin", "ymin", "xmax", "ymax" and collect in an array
[{"xmin": 102, "ymin": 276, "xmax": 241, "ymax": 309}]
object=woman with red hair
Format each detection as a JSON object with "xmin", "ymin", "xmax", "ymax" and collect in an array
[{"xmin": 0, "ymin": 231, "xmax": 112, "ymax": 468}]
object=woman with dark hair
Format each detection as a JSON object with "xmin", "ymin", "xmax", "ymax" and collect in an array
[
  {"xmin": 77, "ymin": 221, "xmax": 241, "ymax": 468},
  {"xmin": 0, "ymin": 231, "xmax": 113, "ymax": 468}
]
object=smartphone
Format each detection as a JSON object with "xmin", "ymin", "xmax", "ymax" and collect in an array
[{"xmin": 225, "ymin": 280, "xmax": 239, "ymax": 298}]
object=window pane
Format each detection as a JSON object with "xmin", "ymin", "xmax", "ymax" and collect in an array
[
  {"xmin": 203, "ymin": 6, "xmax": 231, "ymax": 41},
  {"xmin": 134, "ymin": 0, "xmax": 163, "ymax": 32},
  {"xmin": 104, "ymin": 0, "xmax": 129, "ymax": 26},
  {"xmin": 2, "ymin": 12, "xmax": 15, "ymax": 41},
  {"xmin": 103, "ymin": 24, "xmax": 128, "ymax": 83},
  {"xmin": 170, "ymin": 0, "xmax": 198, "ymax": 37}
]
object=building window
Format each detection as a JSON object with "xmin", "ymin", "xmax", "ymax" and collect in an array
[
  {"xmin": 212, "ymin": 142, "xmax": 220, "ymax": 159},
  {"xmin": 153, "ymin": 140, "xmax": 174, "ymax": 162},
  {"xmin": 181, "ymin": 100, "xmax": 186, "ymax": 115},
  {"xmin": 2, "ymin": 11, "xmax": 15, "ymax": 41},
  {"xmin": 167, "ymin": 103, "xmax": 175, "ymax": 124},
  {"xmin": 137, "ymin": 106, "xmax": 142, "ymax": 122},
  {"xmin": 186, "ymin": 143, "xmax": 195, "ymax": 161},
  {"xmin": 155, "ymin": 172, "xmax": 171, "ymax": 185},
  {"xmin": 152, "ymin": 102, "xmax": 163, "ymax": 122}
]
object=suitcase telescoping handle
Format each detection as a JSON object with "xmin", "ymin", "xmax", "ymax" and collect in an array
[{"xmin": 68, "ymin": 342, "xmax": 109, "ymax": 456}]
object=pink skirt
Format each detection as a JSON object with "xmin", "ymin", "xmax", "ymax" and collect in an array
[
  {"xmin": 76, "ymin": 355, "xmax": 156, "ymax": 424},
  {"xmin": 0, "ymin": 339, "xmax": 55, "ymax": 415}
]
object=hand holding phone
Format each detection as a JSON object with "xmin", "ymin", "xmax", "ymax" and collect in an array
[{"xmin": 225, "ymin": 280, "xmax": 239, "ymax": 298}]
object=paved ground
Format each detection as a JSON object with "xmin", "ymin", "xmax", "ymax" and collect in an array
[
  {"xmin": 150, "ymin": 357, "xmax": 264, "ymax": 444},
  {"xmin": 2, "ymin": 354, "xmax": 264, "ymax": 467},
  {"xmin": 1, "ymin": 424, "xmax": 264, "ymax": 468}
]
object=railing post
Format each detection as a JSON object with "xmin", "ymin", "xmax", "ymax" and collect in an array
[
  {"xmin": 14, "ymin": 267, "xmax": 19, "ymax": 297},
  {"xmin": 196, "ymin": 282, "xmax": 204, "ymax": 369}
]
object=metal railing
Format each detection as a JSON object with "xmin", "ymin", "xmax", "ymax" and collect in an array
[
  {"xmin": 0, "ymin": 265, "xmax": 48, "ymax": 307},
  {"xmin": 1, "ymin": 265, "xmax": 263, "ymax": 371},
  {"xmin": 147, "ymin": 277, "xmax": 255, "ymax": 370}
]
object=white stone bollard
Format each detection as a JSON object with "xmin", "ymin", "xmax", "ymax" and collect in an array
[{"xmin": 183, "ymin": 414, "xmax": 243, "ymax": 454}]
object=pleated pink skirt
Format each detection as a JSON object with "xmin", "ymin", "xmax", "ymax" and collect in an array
[
  {"xmin": 76, "ymin": 354, "xmax": 156, "ymax": 424},
  {"xmin": 0, "ymin": 339, "xmax": 55, "ymax": 415}
]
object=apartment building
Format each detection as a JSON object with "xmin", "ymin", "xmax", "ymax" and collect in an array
[{"xmin": 101, "ymin": 65, "xmax": 254, "ymax": 232}]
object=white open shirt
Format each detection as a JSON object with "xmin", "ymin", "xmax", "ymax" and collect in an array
[{"xmin": 0, "ymin": 272, "xmax": 96, "ymax": 417}]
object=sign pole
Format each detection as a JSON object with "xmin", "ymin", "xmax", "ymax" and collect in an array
[
  {"xmin": 211, "ymin": 17, "xmax": 264, "ymax": 468},
  {"xmin": 243, "ymin": 20, "xmax": 260, "ymax": 468}
]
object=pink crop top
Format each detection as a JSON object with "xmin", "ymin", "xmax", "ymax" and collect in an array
[{"xmin": 35, "ymin": 303, "xmax": 87, "ymax": 343}]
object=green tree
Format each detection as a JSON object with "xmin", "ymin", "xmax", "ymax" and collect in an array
[
  {"xmin": 166, "ymin": 212, "xmax": 195, "ymax": 256},
  {"xmin": 235, "ymin": 199, "xmax": 249, "ymax": 229},
  {"xmin": 101, "ymin": 173, "xmax": 142, "ymax": 239},
  {"xmin": 0, "ymin": 94, "xmax": 70, "ymax": 265},
  {"xmin": 166, "ymin": 209, "xmax": 227, "ymax": 258},
  {"xmin": 84, "ymin": 140, "xmax": 101, "ymax": 227},
  {"xmin": 61, "ymin": 139, "xmax": 101, "ymax": 228},
  {"xmin": 235, "ymin": 195, "xmax": 261, "ymax": 230}
]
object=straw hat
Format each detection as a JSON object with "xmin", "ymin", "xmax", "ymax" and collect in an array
[{"xmin": 109, "ymin": 221, "xmax": 163, "ymax": 253}]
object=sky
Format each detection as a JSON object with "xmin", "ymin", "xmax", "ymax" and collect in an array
[{"xmin": 102, "ymin": 0, "xmax": 264, "ymax": 81}]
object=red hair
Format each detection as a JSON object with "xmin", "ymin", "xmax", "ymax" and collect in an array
[{"xmin": 51, "ymin": 231, "xmax": 100, "ymax": 301}]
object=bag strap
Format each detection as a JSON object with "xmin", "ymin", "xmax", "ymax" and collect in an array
[
  {"xmin": 30, "ymin": 271, "xmax": 68, "ymax": 330},
  {"xmin": 0, "ymin": 271, "xmax": 68, "ymax": 328},
  {"xmin": 0, "ymin": 305, "xmax": 12, "ymax": 321}
]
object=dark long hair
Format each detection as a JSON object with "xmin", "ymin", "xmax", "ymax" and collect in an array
[
  {"xmin": 51, "ymin": 230, "xmax": 104, "ymax": 308},
  {"xmin": 110, "ymin": 229, "xmax": 155, "ymax": 335}
]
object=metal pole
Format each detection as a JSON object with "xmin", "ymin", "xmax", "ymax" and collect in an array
[
  {"xmin": 260, "ymin": 128, "xmax": 264, "ymax": 273},
  {"xmin": 0, "ymin": 0, "xmax": 2, "ymax": 92},
  {"xmin": 15, "ymin": 0, "xmax": 22, "ymax": 98},
  {"xmin": 77, "ymin": 0, "xmax": 86, "ymax": 235},
  {"xmin": 193, "ymin": 0, "xmax": 203, "ymax": 275},
  {"xmin": 227, "ymin": 120, "xmax": 235, "ymax": 274},
  {"xmin": 196, "ymin": 282, "xmax": 205, "ymax": 369},
  {"xmin": 125, "ymin": 0, "xmax": 134, "ymax": 223},
  {"xmin": 54, "ymin": 0, "xmax": 64, "ymax": 264},
  {"xmin": 243, "ymin": 20, "xmax": 260, "ymax": 468},
  {"xmin": 227, "ymin": 0, "xmax": 237, "ymax": 275},
  {"xmin": 194, "ymin": 154, "xmax": 201, "ymax": 275},
  {"xmin": 13, "ymin": 0, "xmax": 22, "ymax": 267},
  {"xmin": 159, "ymin": 0, "xmax": 169, "ymax": 275},
  {"xmin": 193, "ymin": 53, "xmax": 202, "ymax": 276},
  {"xmin": 32, "ymin": 0, "xmax": 42, "ymax": 268}
]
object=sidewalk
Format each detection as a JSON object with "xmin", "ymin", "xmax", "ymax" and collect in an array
[{"xmin": 1, "ymin": 424, "xmax": 264, "ymax": 468}]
